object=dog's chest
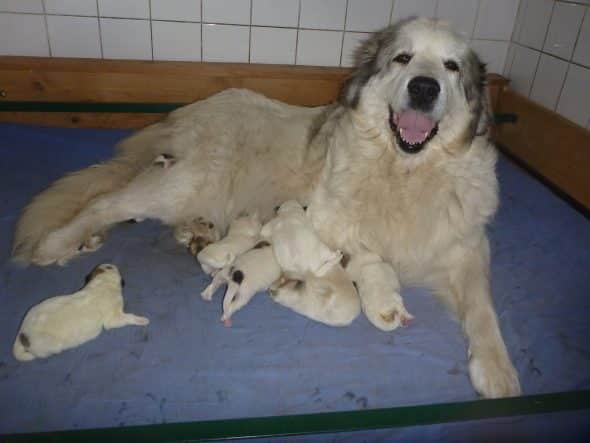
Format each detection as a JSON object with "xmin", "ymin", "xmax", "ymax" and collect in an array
[{"xmin": 310, "ymin": 159, "xmax": 458, "ymax": 271}]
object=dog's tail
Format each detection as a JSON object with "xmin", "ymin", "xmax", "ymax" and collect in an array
[{"xmin": 11, "ymin": 124, "xmax": 166, "ymax": 265}]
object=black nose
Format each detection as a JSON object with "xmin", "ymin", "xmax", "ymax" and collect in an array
[{"xmin": 408, "ymin": 76, "xmax": 440, "ymax": 109}]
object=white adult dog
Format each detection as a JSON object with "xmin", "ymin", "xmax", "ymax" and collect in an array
[{"xmin": 12, "ymin": 18, "xmax": 520, "ymax": 397}]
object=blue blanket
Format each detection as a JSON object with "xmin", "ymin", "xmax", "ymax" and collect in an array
[{"xmin": 1, "ymin": 123, "xmax": 589, "ymax": 437}]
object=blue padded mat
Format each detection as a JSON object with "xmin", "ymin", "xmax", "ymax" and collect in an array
[{"xmin": 0, "ymin": 122, "xmax": 589, "ymax": 436}]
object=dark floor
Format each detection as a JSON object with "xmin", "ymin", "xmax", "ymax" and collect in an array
[{"xmin": 0, "ymin": 123, "xmax": 589, "ymax": 439}]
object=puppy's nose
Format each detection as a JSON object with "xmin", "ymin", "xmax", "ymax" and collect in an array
[{"xmin": 408, "ymin": 76, "xmax": 440, "ymax": 108}]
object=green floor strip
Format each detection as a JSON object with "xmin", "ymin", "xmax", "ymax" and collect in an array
[
  {"xmin": 3, "ymin": 390, "xmax": 589, "ymax": 442},
  {"xmin": 0, "ymin": 101, "xmax": 517, "ymax": 127}
]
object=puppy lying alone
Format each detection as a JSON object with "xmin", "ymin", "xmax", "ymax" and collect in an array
[
  {"xmin": 261, "ymin": 200, "xmax": 342, "ymax": 278},
  {"xmin": 197, "ymin": 212, "xmax": 261, "ymax": 275},
  {"xmin": 201, "ymin": 241, "xmax": 281, "ymax": 326},
  {"xmin": 13, "ymin": 264, "xmax": 149, "ymax": 361}
]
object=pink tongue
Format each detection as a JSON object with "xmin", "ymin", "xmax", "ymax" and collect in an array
[{"xmin": 396, "ymin": 110, "xmax": 435, "ymax": 145}]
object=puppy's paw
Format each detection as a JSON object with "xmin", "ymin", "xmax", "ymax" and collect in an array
[
  {"xmin": 469, "ymin": 351, "xmax": 521, "ymax": 398},
  {"xmin": 363, "ymin": 297, "xmax": 413, "ymax": 332},
  {"xmin": 174, "ymin": 217, "xmax": 219, "ymax": 251},
  {"xmin": 78, "ymin": 231, "xmax": 106, "ymax": 253},
  {"xmin": 153, "ymin": 153, "xmax": 176, "ymax": 169}
]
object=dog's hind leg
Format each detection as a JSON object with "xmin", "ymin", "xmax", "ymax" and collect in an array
[{"xmin": 32, "ymin": 164, "xmax": 201, "ymax": 266}]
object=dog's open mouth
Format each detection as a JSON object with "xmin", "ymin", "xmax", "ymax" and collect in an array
[{"xmin": 389, "ymin": 107, "xmax": 438, "ymax": 154}]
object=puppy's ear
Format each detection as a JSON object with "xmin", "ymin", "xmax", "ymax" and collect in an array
[
  {"xmin": 463, "ymin": 50, "xmax": 490, "ymax": 136},
  {"xmin": 340, "ymin": 32, "xmax": 382, "ymax": 108}
]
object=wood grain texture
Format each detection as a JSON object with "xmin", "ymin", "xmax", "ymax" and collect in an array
[
  {"xmin": 495, "ymin": 88, "xmax": 590, "ymax": 209},
  {"xmin": 0, "ymin": 57, "xmax": 349, "ymax": 106}
]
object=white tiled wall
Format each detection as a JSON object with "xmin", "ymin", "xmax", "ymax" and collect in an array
[
  {"xmin": 0, "ymin": 0, "xmax": 516, "ymax": 70},
  {"xmin": 0, "ymin": 0, "xmax": 587, "ymax": 128},
  {"xmin": 507, "ymin": 0, "xmax": 590, "ymax": 129}
]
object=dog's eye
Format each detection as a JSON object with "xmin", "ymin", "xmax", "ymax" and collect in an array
[
  {"xmin": 444, "ymin": 60, "xmax": 459, "ymax": 72},
  {"xmin": 393, "ymin": 53, "xmax": 412, "ymax": 65}
]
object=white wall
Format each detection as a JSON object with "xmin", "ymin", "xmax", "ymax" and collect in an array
[
  {"xmin": 3, "ymin": 1, "xmax": 586, "ymax": 128},
  {"xmin": 0, "ymin": 0, "xmax": 516, "ymax": 70},
  {"xmin": 505, "ymin": 0, "xmax": 590, "ymax": 129}
]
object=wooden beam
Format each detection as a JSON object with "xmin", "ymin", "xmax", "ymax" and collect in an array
[
  {"xmin": 495, "ymin": 88, "xmax": 590, "ymax": 210},
  {"xmin": 0, "ymin": 57, "xmax": 508, "ymax": 129}
]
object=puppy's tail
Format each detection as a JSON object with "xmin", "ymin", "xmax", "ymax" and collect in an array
[{"xmin": 11, "ymin": 125, "xmax": 165, "ymax": 265}]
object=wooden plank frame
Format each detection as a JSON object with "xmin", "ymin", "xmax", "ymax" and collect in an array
[{"xmin": 0, "ymin": 56, "xmax": 506, "ymax": 128}]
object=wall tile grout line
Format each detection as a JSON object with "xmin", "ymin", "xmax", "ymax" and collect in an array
[
  {"xmin": 388, "ymin": 0, "xmax": 396, "ymax": 26},
  {"xmin": 96, "ymin": 0, "xmax": 104, "ymax": 59},
  {"xmin": 554, "ymin": 6, "xmax": 588, "ymax": 112},
  {"xmin": 338, "ymin": 0, "xmax": 350, "ymax": 67},
  {"xmin": 200, "ymin": 0, "xmax": 204, "ymax": 62},
  {"xmin": 294, "ymin": 0, "xmax": 302, "ymax": 66},
  {"xmin": 471, "ymin": 0, "xmax": 483, "ymax": 41},
  {"xmin": 248, "ymin": 0, "xmax": 253, "ymax": 64},
  {"xmin": 41, "ymin": 0, "xmax": 52, "ymax": 57},
  {"xmin": 524, "ymin": 0, "xmax": 556, "ymax": 99},
  {"xmin": 149, "ymin": 0, "xmax": 154, "ymax": 61}
]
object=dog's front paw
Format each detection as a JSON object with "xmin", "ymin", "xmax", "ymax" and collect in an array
[{"xmin": 469, "ymin": 351, "xmax": 521, "ymax": 398}]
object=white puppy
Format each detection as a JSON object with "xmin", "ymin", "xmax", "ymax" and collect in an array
[
  {"xmin": 346, "ymin": 253, "xmax": 414, "ymax": 331},
  {"xmin": 269, "ymin": 263, "xmax": 360, "ymax": 327},
  {"xmin": 196, "ymin": 212, "xmax": 261, "ymax": 275},
  {"xmin": 261, "ymin": 200, "xmax": 342, "ymax": 278},
  {"xmin": 13, "ymin": 264, "xmax": 149, "ymax": 361},
  {"xmin": 201, "ymin": 241, "xmax": 281, "ymax": 326}
]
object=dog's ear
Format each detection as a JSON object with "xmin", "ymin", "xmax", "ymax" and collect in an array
[
  {"xmin": 340, "ymin": 33, "xmax": 382, "ymax": 108},
  {"xmin": 463, "ymin": 50, "xmax": 490, "ymax": 136}
]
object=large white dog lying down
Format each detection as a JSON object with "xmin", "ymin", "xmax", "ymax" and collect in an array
[
  {"xmin": 13, "ymin": 264, "xmax": 149, "ymax": 361},
  {"xmin": 11, "ymin": 18, "xmax": 520, "ymax": 397}
]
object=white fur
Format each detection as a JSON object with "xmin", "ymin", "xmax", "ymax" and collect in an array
[
  {"xmin": 269, "ymin": 264, "xmax": 360, "ymax": 327},
  {"xmin": 13, "ymin": 18, "xmax": 520, "ymax": 397},
  {"xmin": 197, "ymin": 212, "xmax": 261, "ymax": 275},
  {"xmin": 13, "ymin": 264, "xmax": 149, "ymax": 361},
  {"xmin": 261, "ymin": 200, "xmax": 342, "ymax": 278},
  {"xmin": 201, "ymin": 245, "xmax": 281, "ymax": 326},
  {"xmin": 346, "ymin": 253, "xmax": 414, "ymax": 331}
]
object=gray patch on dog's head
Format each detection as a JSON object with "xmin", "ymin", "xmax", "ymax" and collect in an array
[
  {"xmin": 253, "ymin": 240, "xmax": 271, "ymax": 249},
  {"xmin": 19, "ymin": 333, "xmax": 30, "ymax": 348},
  {"xmin": 232, "ymin": 270, "xmax": 244, "ymax": 285},
  {"xmin": 340, "ymin": 19, "xmax": 412, "ymax": 108},
  {"xmin": 462, "ymin": 50, "xmax": 489, "ymax": 136}
]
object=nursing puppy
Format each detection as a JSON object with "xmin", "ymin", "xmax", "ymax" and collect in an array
[
  {"xmin": 261, "ymin": 200, "xmax": 342, "ymax": 278},
  {"xmin": 270, "ymin": 263, "xmax": 360, "ymax": 327},
  {"xmin": 346, "ymin": 253, "xmax": 414, "ymax": 331},
  {"xmin": 201, "ymin": 241, "xmax": 281, "ymax": 326},
  {"xmin": 13, "ymin": 264, "xmax": 149, "ymax": 361},
  {"xmin": 197, "ymin": 212, "xmax": 261, "ymax": 275},
  {"xmin": 13, "ymin": 18, "xmax": 520, "ymax": 398}
]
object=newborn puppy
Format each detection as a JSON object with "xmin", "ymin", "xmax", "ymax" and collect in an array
[
  {"xmin": 13, "ymin": 264, "xmax": 149, "ymax": 361},
  {"xmin": 346, "ymin": 253, "xmax": 414, "ymax": 331},
  {"xmin": 197, "ymin": 212, "xmax": 261, "ymax": 275},
  {"xmin": 201, "ymin": 241, "xmax": 281, "ymax": 326},
  {"xmin": 261, "ymin": 200, "xmax": 341, "ymax": 278},
  {"xmin": 269, "ymin": 263, "xmax": 360, "ymax": 327}
]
